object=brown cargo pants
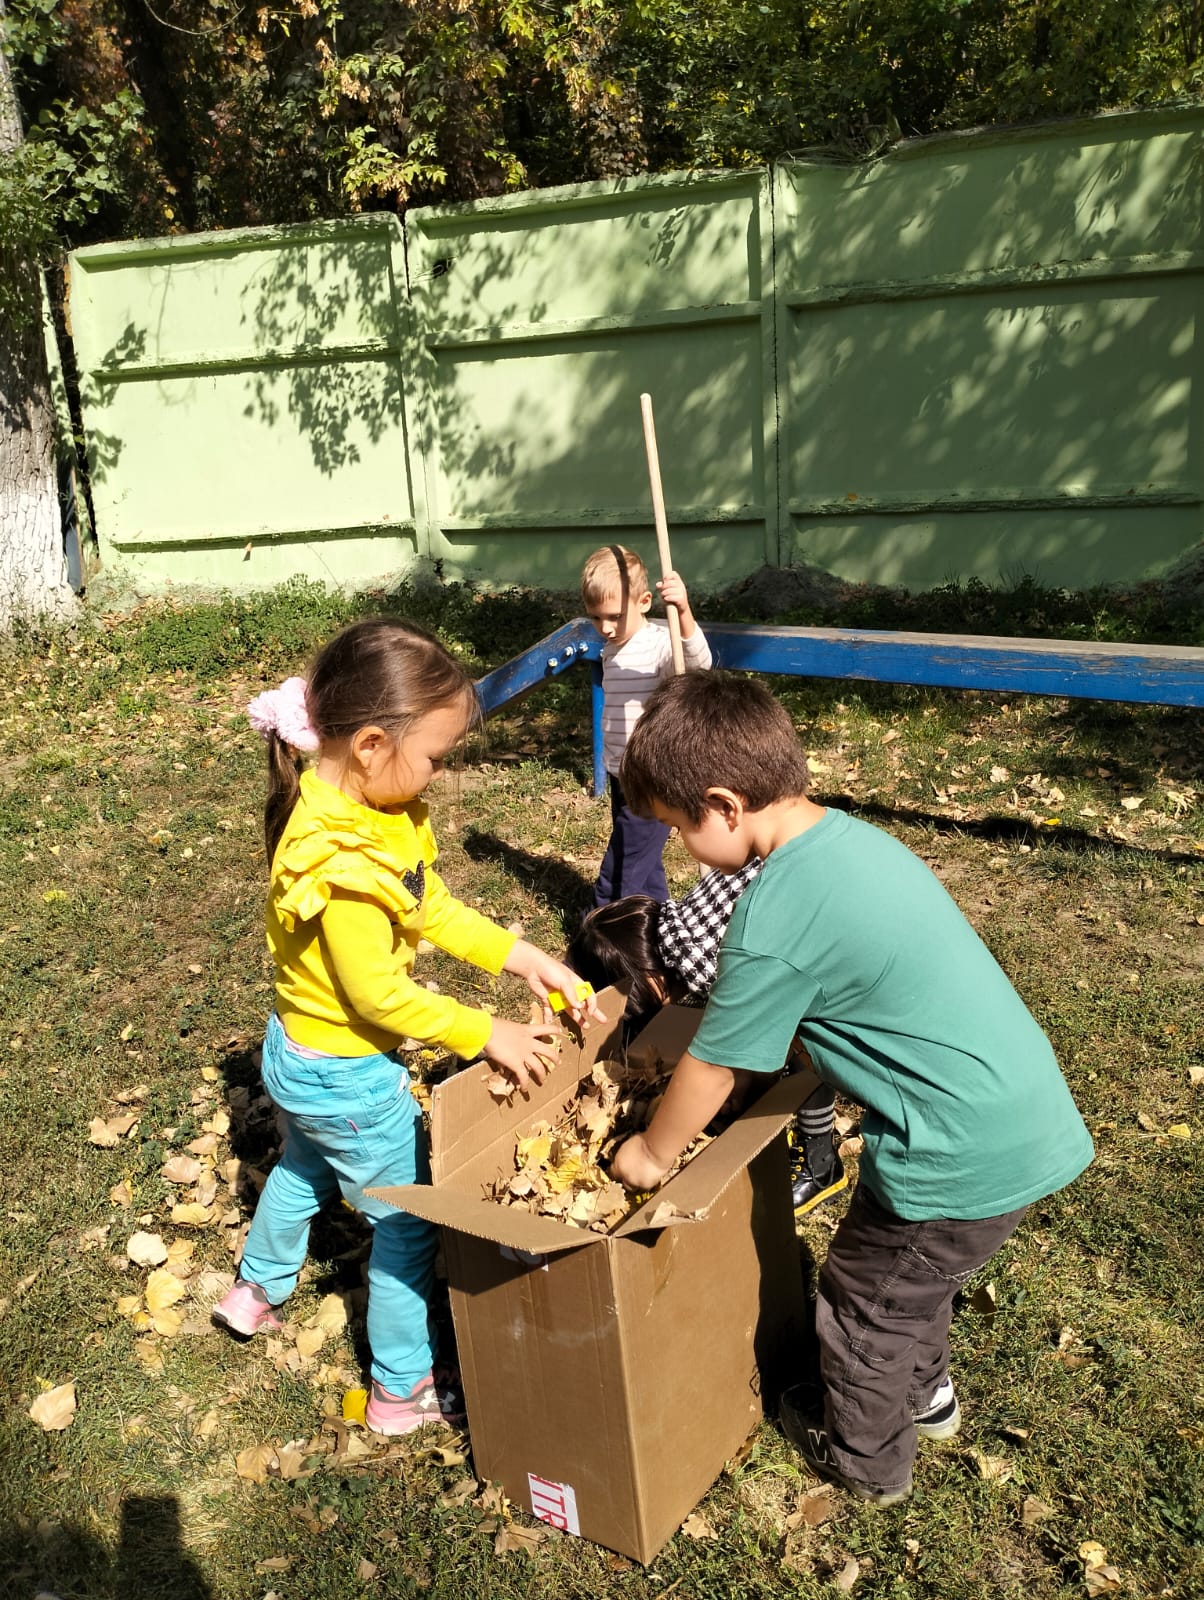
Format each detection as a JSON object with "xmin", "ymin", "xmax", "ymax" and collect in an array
[{"xmin": 816, "ymin": 1182, "xmax": 1028, "ymax": 1494}]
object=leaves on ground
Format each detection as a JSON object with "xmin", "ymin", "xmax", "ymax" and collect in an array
[{"xmin": 29, "ymin": 1381, "xmax": 76, "ymax": 1432}]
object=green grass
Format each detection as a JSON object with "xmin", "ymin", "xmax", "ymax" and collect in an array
[{"xmin": 0, "ymin": 578, "xmax": 1202, "ymax": 1599}]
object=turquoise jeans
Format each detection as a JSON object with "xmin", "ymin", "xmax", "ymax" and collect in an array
[{"xmin": 239, "ymin": 1013, "xmax": 437, "ymax": 1396}]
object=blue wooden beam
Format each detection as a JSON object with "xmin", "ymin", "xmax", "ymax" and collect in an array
[
  {"xmin": 476, "ymin": 619, "xmax": 1204, "ymax": 799},
  {"xmin": 473, "ymin": 620, "xmax": 599, "ymax": 717},
  {"xmin": 704, "ymin": 623, "xmax": 1204, "ymax": 707}
]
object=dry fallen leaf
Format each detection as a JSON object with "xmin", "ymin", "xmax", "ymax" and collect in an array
[
  {"xmin": 969, "ymin": 1447, "xmax": 1014, "ymax": 1482},
  {"xmin": 88, "ymin": 1114, "xmax": 139, "ymax": 1148},
  {"xmin": 680, "ymin": 1511, "xmax": 717, "ymax": 1540},
  {"xmin": 309, "ymin": 1294, "xmax": 348, "ymax": 1336},
  {"xmin": 833, "ymin": 1556, "xmax": 861, "ymax": 1593},
  {"xmin": 295, "ymin": 1326, "xmax": 326, "ymax": 1360},
  {"xmin": 161, "ymin": 1155, "xmax": 203, "ymax": 1185},
  {"xmin": 1022, "ymin": 1495, "xmax": 1055, "ymax": 1527},
  {"xmin": 494, "ymin": 1521, "xmax": 548, "ymax": 1556},
  {"xmin": 29, "ymin": 1382, "xmax": 76, "ymax": 1432},
  {"xmin": 235, "ymin": 1442, "xmax": 280, "ymax": 1483},
  {"xmin": 795, "ymin": 1486, "xmax": 836, "ymax": 1528},
  {"xmin": 438, "ymin": 1476, "xmax": 479, "ymax": 1509},
  {"xmin": 968, "ymin": 1280, "xmax": 997, "ymax": 1317},
  {"xmin": 126, "ymin": 1231, "xmax": 169, "ymax": 1268}
]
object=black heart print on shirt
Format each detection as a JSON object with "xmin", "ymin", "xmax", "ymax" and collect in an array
[{"xmin": 401, "ymin": 861, "xmax": 425, "ymax": 903}]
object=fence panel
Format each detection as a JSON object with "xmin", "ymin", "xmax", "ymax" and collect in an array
[
  {"xmin": 67, "ymin": 109, "xmax": 1204, "ymax": 598},
  {"xmin": 775, "ymin": 109, "xmax": 1204, "ymax": 589},
  {"xmin": 70, "ymin": 216, "xmax": 424, "ymax": 591},
  {"xmin": 404, "ymin": 170, "xmax": 776, "ymax": 593}
]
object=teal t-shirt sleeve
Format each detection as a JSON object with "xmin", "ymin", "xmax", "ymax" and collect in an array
[{"xmin": 691, "ymin": 949, "xmax": 822, "ymax": 1073}]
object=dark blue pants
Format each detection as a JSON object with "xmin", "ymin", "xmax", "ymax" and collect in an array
[{"xmin": 593, "ymin": 775, "xmax": 671, "ymax": 906}]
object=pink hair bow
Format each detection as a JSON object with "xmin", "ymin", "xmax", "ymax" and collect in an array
[{"xmin": 246, "ymin": 676, "xmax": 320, "ymax": 752}]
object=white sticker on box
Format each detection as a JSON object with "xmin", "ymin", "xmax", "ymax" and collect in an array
[{"xmin": 528, "ymin": 1473, "xmax": 580, "ymax": 1535}]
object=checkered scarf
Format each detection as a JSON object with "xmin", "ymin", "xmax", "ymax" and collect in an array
[{"xmin": 655, "ymin": 858, "xmax": 764, "ymax": 999}]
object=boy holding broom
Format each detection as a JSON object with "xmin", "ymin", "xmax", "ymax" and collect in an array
[
  {"xmin": 580, "ymin": 543, "xmax": 711, "ymax": 906},
  {"xmin": 610, "ymin": 671, "xmax": 1093, "ymax": 1507}
]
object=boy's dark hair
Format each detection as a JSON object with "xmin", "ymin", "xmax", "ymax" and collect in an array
[
  {"xmin": 619, "ymin": 670, "xmax": 809, "ymax": 824},
  {"xmin": 264, "ymin": 617, "xmax": 477, "ymax": 864},
  {"xmin": 566, "ymin": 897, "xmax": 669, "ymax": 1024}
]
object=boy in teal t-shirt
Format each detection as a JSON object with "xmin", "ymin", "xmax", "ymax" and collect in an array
[{"xmin": 610, "ymin": 671, "xmax": 1094, "ymax": 1508}]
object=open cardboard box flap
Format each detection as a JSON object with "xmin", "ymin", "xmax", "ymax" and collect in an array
[{"xmin": 371, "ymin": 985, "xmax": 814, "ymax": 1251}]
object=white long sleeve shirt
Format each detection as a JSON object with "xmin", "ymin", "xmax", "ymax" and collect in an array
[{"xmin": 601, "ymin": 619, "xmax": 712, "ymax": 777}]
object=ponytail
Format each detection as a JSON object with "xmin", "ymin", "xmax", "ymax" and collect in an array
[
  {"xmin": 246, "ymin": 675, "xmax": 320, "ymax": 871},
  {"xmin": 264, "ymin": 732, "xmax": 304, "ymax": 867}
]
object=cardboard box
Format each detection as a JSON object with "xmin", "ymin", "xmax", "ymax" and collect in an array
[{"xmin": 373, "ymin": 988, "xmax": 813, "ymax": 1564}]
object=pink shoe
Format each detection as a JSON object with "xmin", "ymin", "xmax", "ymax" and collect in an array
[
  {"xmin": 212, "ymin": 1279, "xmax": 283, "ymax": 1337},
  {"xmin": 365, "ymin": 1372, "xmax": 465, "ymax": 1436}
]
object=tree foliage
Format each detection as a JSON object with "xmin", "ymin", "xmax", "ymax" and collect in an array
[{"xmin": 2, "ymin": 0, "xmax": 1203, "ymax": 251}]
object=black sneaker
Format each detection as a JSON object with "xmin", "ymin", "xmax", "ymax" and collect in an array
[
  {"xmin": 790, "ymin": 1146, "xmax": 848, "ymax": 1215},
  {"xmin": 912, "ymin": 1377, "xmax": 961, "ymax": 1440},
  {"xmin": 779, "ymin": 1385, "xmax": 912, "ymax": 1507}
]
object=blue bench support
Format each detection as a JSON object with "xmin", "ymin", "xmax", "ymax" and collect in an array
[{"xmin": 475, "ymin": 620, "xmax": 1204, "ymax": 799}]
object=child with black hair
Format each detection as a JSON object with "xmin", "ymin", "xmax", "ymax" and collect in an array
[{"xmin": 568, "ymin": 861, "xmax": 847, "ymax": 1216}]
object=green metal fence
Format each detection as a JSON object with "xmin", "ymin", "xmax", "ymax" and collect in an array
[{"xmin": 68, "ymin": 107, "xmax": 1204, "ymax": 597}]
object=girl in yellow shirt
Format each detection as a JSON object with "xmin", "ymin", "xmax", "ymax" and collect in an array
[{"xmin": 213, "ymin": 618, "xmax": 594, "ymax": 1435}]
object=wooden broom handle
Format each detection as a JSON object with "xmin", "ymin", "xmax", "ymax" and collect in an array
[{"xmin": 640, "ymin": 392, "xmax": 685, "ymax": 675}]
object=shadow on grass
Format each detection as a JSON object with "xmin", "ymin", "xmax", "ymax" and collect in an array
[
  {"xmin": 460, "ymin": 828, "xmax": 595, "ymax": 930},
  {"xmin": 2, "ymin": 1494, "xmax": 214, "ymax": 1599},
  {"xmin": 825, "ymin": 794, "xmax": 1201, "ymax": 864}
]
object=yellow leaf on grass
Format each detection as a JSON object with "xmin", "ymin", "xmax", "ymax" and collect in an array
[
  {"xmin": 29, "ymin": 1381, "xmax": 76, "ymax": 1432},
  {"xmin": 132, "ymin": 1336, "xmax": 165, "ymax": 1371},
  {"xmin": 150, "ymin": 1306, "xmax": 184, "ymax": 1338},
  {"xmin": 166, "ymin": 1238, "xmax": 196, "ymax": 1269},
  {"xmin": 171, "ymin": 1201, "xmax": 216, "ymax": 1227},
  {"xmin": 1166, "ymin": 1123, "xmax": 1191, "ymax": 1139},
  {"xmin": 341, "ymin": 1388, "xmax": 368, "ymax": 1426},
  {"xmin": 110, "ymin": 1180, "xmax": 132, "ymax": 1209},
  {"xmin": 145, "ymin": 1269, "xmax": 186, "ymax": 1312}
]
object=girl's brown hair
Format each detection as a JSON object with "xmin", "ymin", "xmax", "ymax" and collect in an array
[{"xmin": 263, "ymin": 617, "xmax": 477, "ymax": 865}]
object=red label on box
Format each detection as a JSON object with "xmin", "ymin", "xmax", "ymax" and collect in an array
[{"xmin": 528, "ymin": 1473, "xmax": 580, "ymax": 1535}]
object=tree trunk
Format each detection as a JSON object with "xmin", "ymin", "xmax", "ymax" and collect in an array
[{"xmin": 0, "ymin": 17, "xmax": 76, "ymax": 628}]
